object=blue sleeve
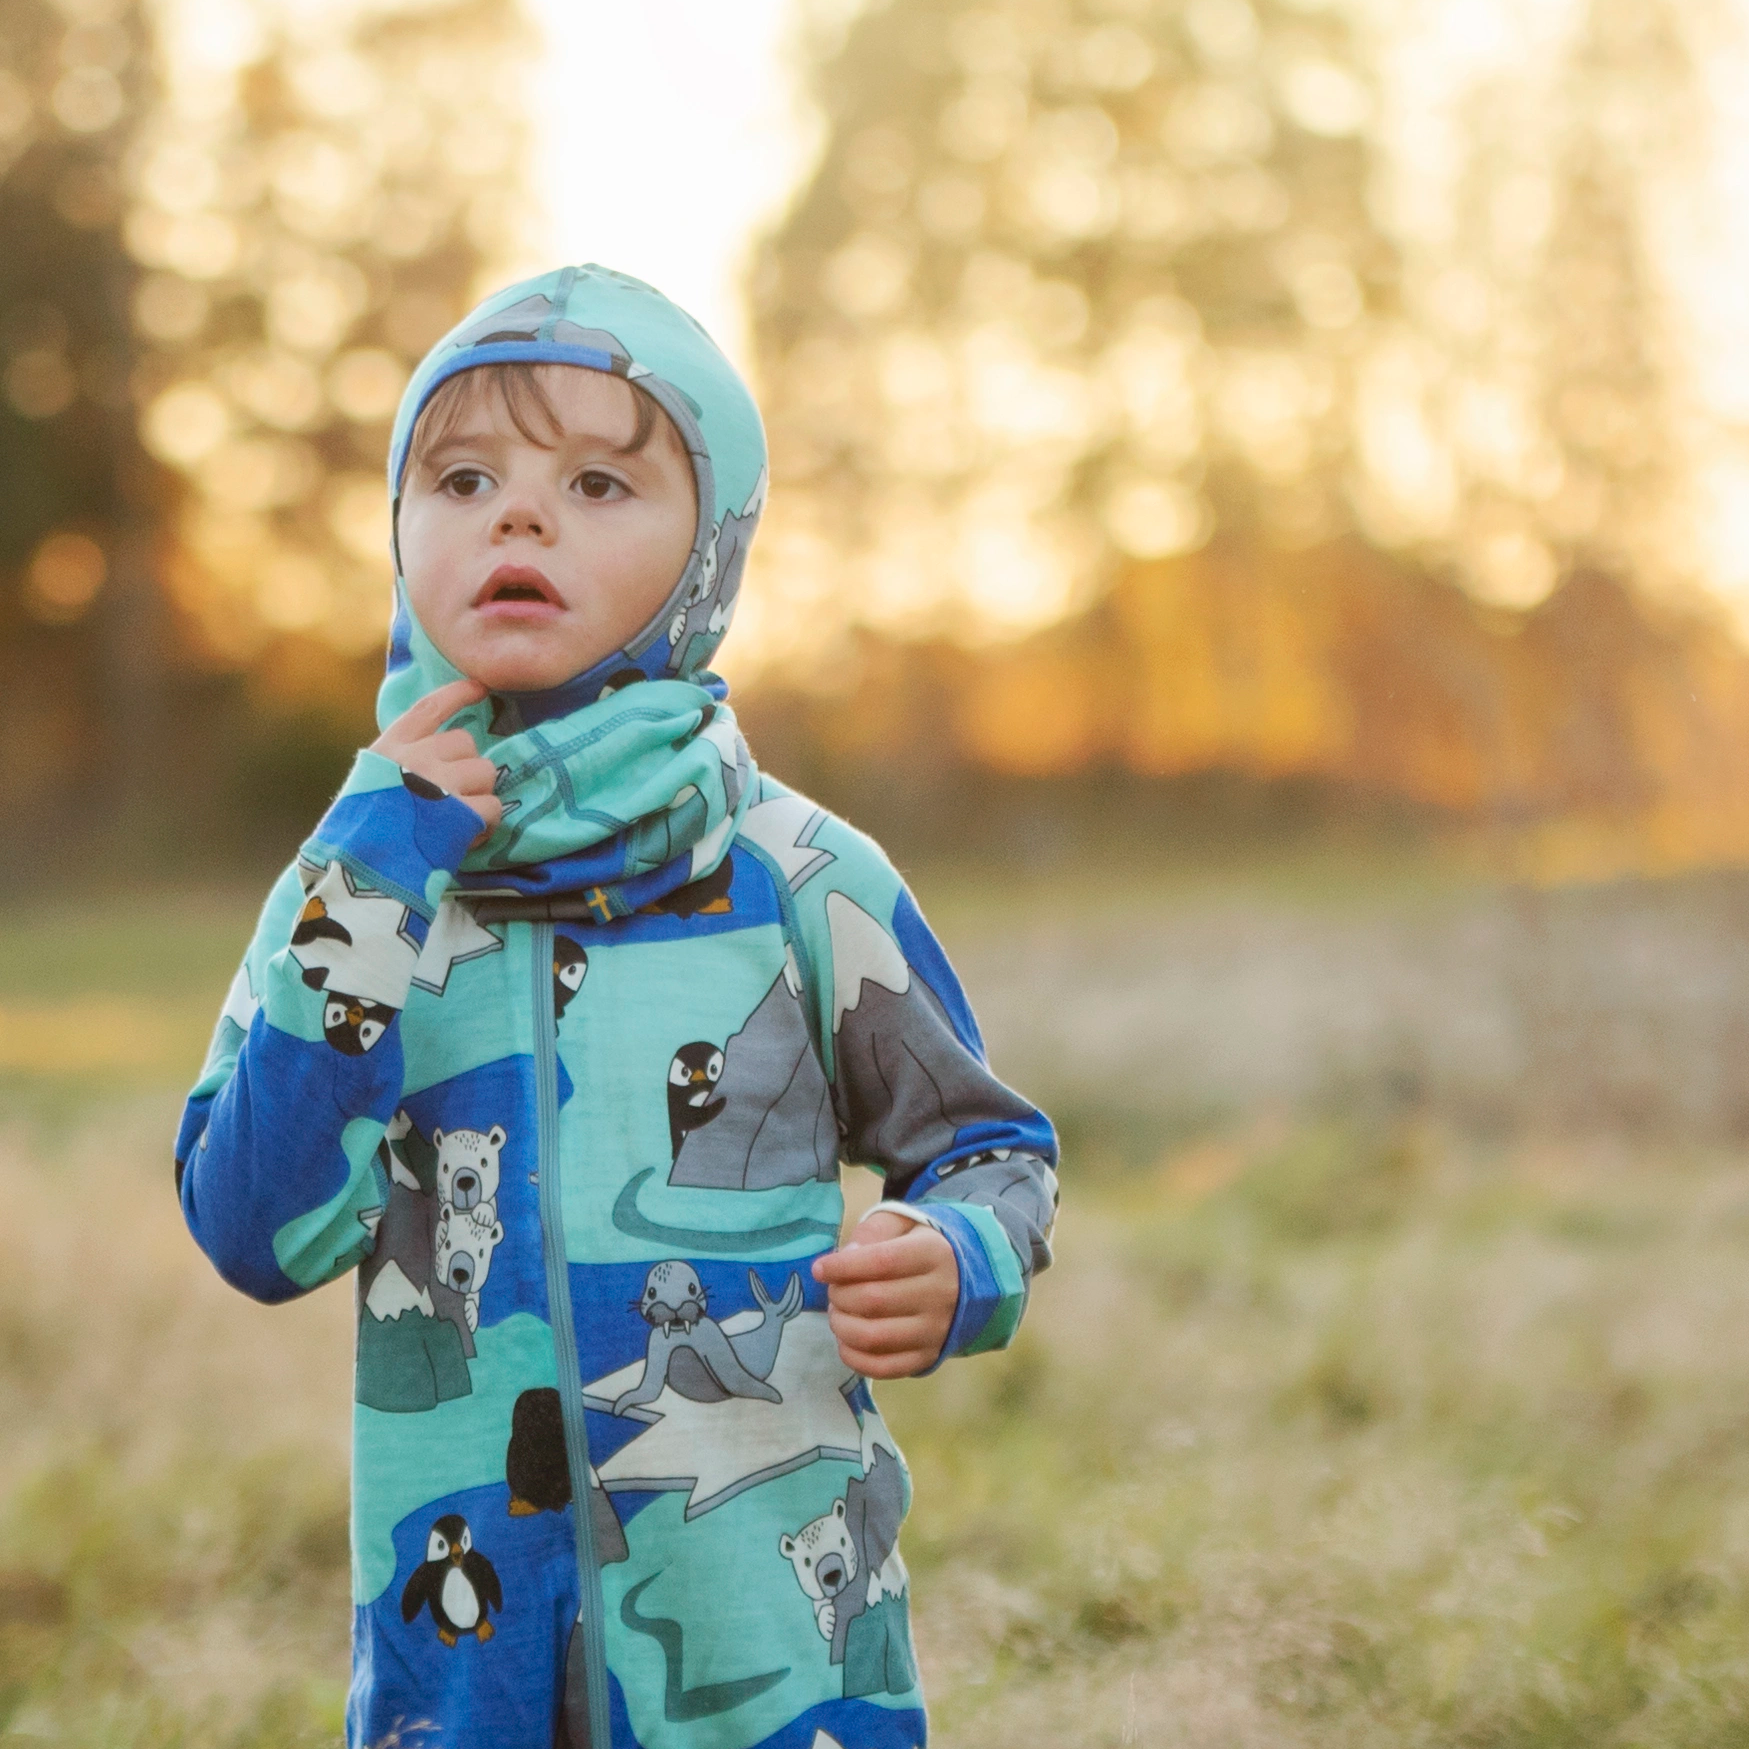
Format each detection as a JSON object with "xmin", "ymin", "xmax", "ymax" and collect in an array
[
  {"xmin": 176, "ymin": 751, "xmax": 484, "ymax": 1303},
  {"xmin": 752, "ymin": 778, "xmax": 1059, "ymax": 1368}
]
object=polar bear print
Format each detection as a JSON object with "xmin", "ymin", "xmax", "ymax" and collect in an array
[
  {"xmin": 779, "ymin": 1498, "xmax": 859, "ymax": 1644},
  {"xmin": 777, "ymin": 1448, "xmax": 914, "ymax": 1698},
  {"xmin": 434, "ymin": 1200, "xmax": 503, "ymax": 1333},
  {"xmin": 432, "ymin": 1125, "xmax": 505, "ymax": 1213}
]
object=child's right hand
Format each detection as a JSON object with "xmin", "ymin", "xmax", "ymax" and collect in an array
[{"xmin": 369, "ymin": 676, "xmax": 503, "ymax": 841}]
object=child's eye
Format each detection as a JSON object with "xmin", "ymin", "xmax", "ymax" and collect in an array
[
  {"xmin": 575, "ymin": 470, "xmax": 628, "ymax": 502},
  {"xmin": 441, "ymin": 467, "xmax": 493, "ymax": 499}
]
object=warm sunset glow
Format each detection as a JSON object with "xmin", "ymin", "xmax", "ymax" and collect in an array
[{"xmin": 129, "ymin": 0, "xmax": 1749, "ymax": 690}]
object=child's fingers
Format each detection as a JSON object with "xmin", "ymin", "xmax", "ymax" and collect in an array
[
  {"xmin": 428, "ymin": 727, "xmax": 483, "ymax": 761},
  {"xmin": 827, "ymin": 1275, "xmax": 921, "ymax": 1319},
  {"xmin": 379, "ymin": 677, "xmax": 486, "ymax": 745},
  {"xmin": 811, "ymin": 1230, "xmax": 934, "ymax": 1285},
  {"xmin": 836, "ymin": 1343, "xmax": 932, "ymax": 1380},
  {"xmin": 441, "ymin": 756, "xmax": 501, "ymax": 796},
  {"xmin": 828, "ymin": 1306, "xmax": 936, "ymax": 1354}
]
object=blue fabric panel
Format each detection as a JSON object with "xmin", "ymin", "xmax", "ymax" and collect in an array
[
  {"xmin": 348, "ymin": 1479, "xmax": 580, "ymax": 1749},
  {"xmin": 948, "ymin": 1111, "xmax": 1059, "ymax": 1165},
  {"xmin": 387, "ymin": 593, "xmax": 413, "ymax": 672},
  {"xmin": 889, "ymin": 886, "xmax": 986, "ymax": 1058},
  {"xmin": 174, "ymin": 1090, "xmax": 215, "ymax": 1177},
  {"xmin": 744, "ymin": 1698, "xmax": 930, "ymax": 1748},
  {"xmin": 181, "ymin": 1008, "xmax": 401, "ymax": 1303},
  {"xmin": 459, "ymin": 837, "xmax": 637, "ymax": 897},
  {"xmin": 461, "ymin": 846, "xmax": 777, "ymax": 938},
  {"xmin": 390, "ymin": 338, "xmax": 625, "ymax": 489},
  {"xmin": 314, "ymin": 781, "xmax": 484, "ymax": 910}
]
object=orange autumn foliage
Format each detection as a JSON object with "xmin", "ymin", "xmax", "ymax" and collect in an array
[{"xmin": 746, "ymin": 542, "xmax": 1749, "ymax": 878}]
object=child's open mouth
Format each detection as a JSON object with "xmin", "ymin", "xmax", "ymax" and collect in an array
[{"xmin": 474, "ymin": 565, "xmax": 564, "ymax": 617}]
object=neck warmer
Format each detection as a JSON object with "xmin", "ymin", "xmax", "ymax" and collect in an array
[{"xmin": 375, "ymin": 263, "xmax": 768, "ymax": 919}]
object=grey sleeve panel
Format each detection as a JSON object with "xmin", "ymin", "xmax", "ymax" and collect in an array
[
  {"xmin": 915, "ymin": 1152, "xmax": 1060, "ymax": 1281},
  {"xmin": 830, "ymin": 968, "xmax": 1038, "ymax": 1182}
]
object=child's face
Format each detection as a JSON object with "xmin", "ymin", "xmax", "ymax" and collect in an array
[{"xmin": 397, "ymin": 366, "xmax": 698, "ymax": 692}]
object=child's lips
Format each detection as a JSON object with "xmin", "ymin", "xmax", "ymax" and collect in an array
[{"xmin": 473, "ymin": 564, "xmax": 564, "ymax": 619}]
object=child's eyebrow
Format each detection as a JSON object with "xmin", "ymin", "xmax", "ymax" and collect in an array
[
  {"xmin": 419, "ymin": 422, "xmax": 664, "ymax": 471},
  {"xmin": 415, "ymin": 427, "xmax": 505, "ymax": 468}
]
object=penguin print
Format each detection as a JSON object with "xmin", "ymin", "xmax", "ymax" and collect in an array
[
  {"xmin": 638, "ymin": 854, "xmax": 735, "ymax": 919},
  {"xmin": 289, "ymin": 859, "xmax": 420, "ymax": 1015},
  {"xmin": 292, "ymin": 893, "xmax": 351, "ymax": 949},
  {"xmin": 321, "ymin": 992, "xmax": 397, "ymax": 1056},
  {"xmin": 553, "ymin": 935, "xmax": 588, "ymax": 1020},
  {"xmin": 597, "ymin": 667, "xmax": 647, "ymax": 699},
  {"xmin": 504, "ymin": 1388, "xmax": 629, "ymax": 1564},
  {"xmin": 506, "ymin": 1387, "xmax": 571, "ymax": 1515},
  {"xmin": 401, "ymin": 1514, "xmax": 502, "ymax": 1647},
  {"xmin": 667, "ymin": 962, "xmax": 836, "ymax": 1191},
  {"xmin": 668, "ymin": 1042, "xmax": 725, "ymax": 1160}
]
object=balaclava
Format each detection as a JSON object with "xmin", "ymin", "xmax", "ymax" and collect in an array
[{"xmin": 378, "ymin": 263, "xmax": 767, "ymax": 918}]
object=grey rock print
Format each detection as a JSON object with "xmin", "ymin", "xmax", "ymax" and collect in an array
[{"xmin": 669, "ymin": 968, "xmax": 837, "ymax": 1192}]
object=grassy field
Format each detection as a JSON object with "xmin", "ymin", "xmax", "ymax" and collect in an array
[{"xmin": 8, "ymin": 887, "xmax": 1749, "ymax": 1744}]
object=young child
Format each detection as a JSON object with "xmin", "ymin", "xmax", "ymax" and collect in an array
[{"xmin": 176, "ymin": 264, "xmax": 1059, "ymax": 1749}]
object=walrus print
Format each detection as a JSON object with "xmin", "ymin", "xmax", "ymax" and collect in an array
[{"xmin": 611, "ymin": 1260, "xmax": 803, "ymax": 1416}]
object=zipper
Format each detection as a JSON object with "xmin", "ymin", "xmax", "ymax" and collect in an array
[{"xmin": 531, "ymin": 919, "xmax": 611, "ymax": 1749}]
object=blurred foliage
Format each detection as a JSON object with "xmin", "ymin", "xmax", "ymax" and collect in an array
[
  {"xmin": 131, "ymin": 0, "xmax": 530, "ymax": 666},
  {"xmin": 0, "ymin": 0, "xmax": 524, "ymax": 863},
  {"xmin": 1, "ymin": 0, "xmax": 1744, "ymax": 877},
  {"xmin": 741, "ymin": 557, "xmax": 1749, "ymax": 878},
  {"xmin": 752, "ymin": 0, "xmax": 1715, "ymax": 631},
  {"xmin": 745, "ymin": 0, "xmax": 1749, "ymax": 875},
  {"xmin": 1433, "ymin": 0, "xmax": 1720, "ymax": 609},
  {"xmin": 0, "ymin": 0, "xmax": 160, "ymax": 825},
  {"xmin": 753, "ymin": 0, "xmax": 1404, "ymax": 634}
]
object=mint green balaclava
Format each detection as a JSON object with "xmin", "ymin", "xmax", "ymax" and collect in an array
[{"xmin": 378, "ymin": 264, "xmax": 768, "ymax": 917}]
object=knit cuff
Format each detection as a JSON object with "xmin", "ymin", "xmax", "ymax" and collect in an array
[
  {"xmin": 303, "ymin": 749, "xmax": 485, "ymax": 918},
  {"xmin": 858, "ymin": 1197, "xmax": 1028, "ymax": 1375}
]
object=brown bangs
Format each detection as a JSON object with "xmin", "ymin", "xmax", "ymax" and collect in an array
[{"xmin": 406, "ymin": 361, "xmax": 662, "ymax": 476}]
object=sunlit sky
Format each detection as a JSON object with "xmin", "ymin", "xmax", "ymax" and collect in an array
[{"xmin": 520, "ymin": 0, "xmax": 818, "ymax": 374}]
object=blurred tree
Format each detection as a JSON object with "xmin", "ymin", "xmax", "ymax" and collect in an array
[
  {"xmin": 743, "ymin": 0, "xmax": 1749, "ymax": 874},
  {"xmin": 1399, "ymin": 0, "xmax": 1713, "ymax": 619},
  {"xmin": 0, "ymin": 0, "xmax": 159, "ymax": 834},
  {"xmin": 128, "ymin": 0, "xmax": 531, "ymax": 687},
  {"xmin": 0, "ymin": 0, "xmax": 531, "ymax": 867},
  {"xmin": 750, "ymin": 0, "xmax": 1404, "ymax": 655}
]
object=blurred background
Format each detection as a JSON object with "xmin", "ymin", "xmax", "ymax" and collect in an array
[{"xmin": 7, "ymin": 0, "xmax": 1749, "ymax": 1742}]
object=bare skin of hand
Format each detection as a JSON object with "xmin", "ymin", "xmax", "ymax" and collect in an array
[
  {"xmin": 812, "ymin": 1210, "xmax": 959, "ymax": 1378},
  {"xmin": 369, "ymin": 676, "xmax": 503, "ymax": 844}
]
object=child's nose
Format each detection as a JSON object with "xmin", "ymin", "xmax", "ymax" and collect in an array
[{"xmin": 492, "ymin": 490, "xmax": 558, "ymax": 542}]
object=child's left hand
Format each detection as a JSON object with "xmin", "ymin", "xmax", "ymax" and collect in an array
[{"xmin": 812, "ymin": 1211, "xmax": 959, "ymax": 1378}]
